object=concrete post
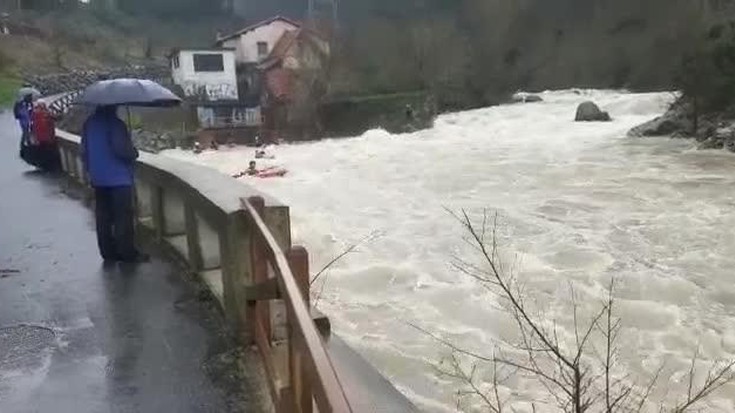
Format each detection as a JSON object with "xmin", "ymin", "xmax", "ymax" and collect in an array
[
  {"xmin": 161, "ymin": 190, "xmax": 186, "ymax": 236},
  {"xmin": 151, "ymin": 185, "xmax": 165, "ymax": 241},
  {"xmin": 184, "ymin": 202, "xmax": 204, "ymax": 271},
  {"xmin": 265, "ymin": 206, "xmax": 291, "ymax": 342},
  {"xmin": 219, "ymin": 210, "xmax": 252, "ymax": 342},
  {"xmin": 287, "ymin": 246, "xmax": 313, "ymax": 413},
  {"xmin": 248, "ymin": 197, "xmax": 271, "ymax": 342}
]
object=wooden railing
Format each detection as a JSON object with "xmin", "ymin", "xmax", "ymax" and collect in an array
[{"xmin": 244, "ymin": 197, "xmax": 352, "ymax": 413}]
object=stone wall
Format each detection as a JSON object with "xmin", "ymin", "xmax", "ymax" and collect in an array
[
  {"xmin": 319, "ymin": 91, "xmax": 436, "ymax": 138},
  {"xmin": 23, "ymin": 65, "xmax": 170, "ymax": 96}
]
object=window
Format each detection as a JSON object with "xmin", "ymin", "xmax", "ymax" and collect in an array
[
  {"xmin": 257, "ymin": 42, "xmax": 268, "ymax": 58},
  {"xmin": 193, "ymin": 53, "xmax": 224, "ymax": 72},
  {"xmin": 172, "ymin": 55, "xmax": 180, "ymax": 69}
]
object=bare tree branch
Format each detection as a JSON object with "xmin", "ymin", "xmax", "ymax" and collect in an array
[{"xmin": 415, "ymin": 210, "xmax": 735, "ymax": 413}]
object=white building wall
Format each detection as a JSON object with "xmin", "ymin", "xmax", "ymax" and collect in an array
[
  {"xmin": 173, "ymin": 50, "xmax": 238, "ymax": 101},
  {"xmin": 221, "ymin": 39, "xmax": 243, "ymax": 63},
  {"xmin": 171, "ymin": 53, "xmax": 185, "ymax": 85},
  {"xmin": 232, "ymin": 20, "xmax": 299, "ymax": 64}
]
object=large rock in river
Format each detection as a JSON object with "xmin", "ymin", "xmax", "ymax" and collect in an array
[{"xmin": 575, "ymin": 101, "xmax": 611, "ymax": 122}]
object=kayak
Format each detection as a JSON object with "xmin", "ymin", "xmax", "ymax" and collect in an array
[
  {"xmin": 257, "ymin": 167, "xmax": 287, "ymax": 178},
  {"xmin": 232, "ymin": 166, "xmax": 288, "ymax": 179}
]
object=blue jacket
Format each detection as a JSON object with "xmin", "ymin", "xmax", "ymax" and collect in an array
[
  {"xmin": 81, "ymin": 109, "xmax": 138, "ymax": 188},
  {"xmin": 14, "ymin": 100, "xmax": 32, "ymax": 130}
]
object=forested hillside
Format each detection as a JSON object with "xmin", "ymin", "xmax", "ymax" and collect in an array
[
  {"xmin": 322, "ymin": 0, "xmax": 735, "ymax": 108},
  {"xmin": 4, "ymin": 0, "xmax": 735, "ymax": 109}
]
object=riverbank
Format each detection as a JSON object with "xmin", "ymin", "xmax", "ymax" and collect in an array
[{"xmin": 629, "ymin": 96, "xmax": 735, "ymax": 152}]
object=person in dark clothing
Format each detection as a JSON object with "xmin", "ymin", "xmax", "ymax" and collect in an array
[
  {"xmin": 14, "ymin": 94, "xmax": 33, "ymax": 151},
  {"xmin": 81, "ymin": 105, "xmax": 148, "ymax": 264}
]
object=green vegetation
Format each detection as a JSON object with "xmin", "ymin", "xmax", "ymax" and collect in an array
[
  {"xmin": 0, "ymin": 47, "xmax": 20, "ymax": 107},
  {"xmin": 0, "ymin": 4, "xmax": 244, "ymax": 73},
  {"xmin": 677, "ymin": 22, "xmax": 735, "ymax": 114},
  {"xmin": 327, "ymin": 0, "xmax": 720, "ymax": 110},
  {"xmin": 0, "ymin": 72, "xmax": 22, "ymax": 107},
  {"xmin": 320, "ymin": 91, "xmax": 434, "ymax": 136}
]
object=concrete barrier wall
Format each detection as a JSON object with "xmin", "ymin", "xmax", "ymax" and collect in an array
[
  {"xmin": 55, "ymin": 129, "xmax": 290, "ymax": 337},
  {"xmin": 54, "ymin": 127, "xmax": 419, "ymax": 413}
]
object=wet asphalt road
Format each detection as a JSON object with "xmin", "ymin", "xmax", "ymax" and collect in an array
[{"xmin": 0, "ymin": 112, "xmax": 261, "ymax": 413}]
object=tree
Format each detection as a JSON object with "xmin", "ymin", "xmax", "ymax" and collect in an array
[{"xmin": 117, "ymin": 0, "xmax": 216, "ymax": 18}]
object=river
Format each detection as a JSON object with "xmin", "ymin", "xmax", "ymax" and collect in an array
[{"xmin": 163, "ymin": 90, "xmax": 735, "ymax": 411}]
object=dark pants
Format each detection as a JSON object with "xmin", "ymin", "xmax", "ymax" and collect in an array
[
  {"xmin": 94, "ymin": 186, "xmax": 137, "ymax": 261},
  {"xmin": 19, "ymin": 125, "xmax": 30, "ymax": 151}
]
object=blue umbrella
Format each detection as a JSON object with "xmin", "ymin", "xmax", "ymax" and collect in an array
[
  {"xmin": 76, "ymin": 78, "xmax": 181, "ymax": 107},
  {"xmin": 17, "ymin": 86, "xmax": 41, "ymax": 101}
]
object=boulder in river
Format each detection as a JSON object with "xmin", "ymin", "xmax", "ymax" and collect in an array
[{"xmin": 575, "ymin": 101, "xmax": 611, "ymax": 122}]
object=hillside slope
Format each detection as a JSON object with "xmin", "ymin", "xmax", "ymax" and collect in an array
[{"xmin": 0, "ymin": 6, "xmax": 244, "ymax": 103}]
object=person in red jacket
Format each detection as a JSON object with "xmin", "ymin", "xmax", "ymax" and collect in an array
[
  {"xmin": 29, "ymin": 103, "xmax": 60, "ymax": 170},
  {"xmin": 32, "ymin": 103, "xmax": 55, "ymax": 145}
]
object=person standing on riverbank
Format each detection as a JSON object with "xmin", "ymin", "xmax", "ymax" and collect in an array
[
  {"xmin": 81, "ymin": 105, "xmax": 148, "ymax": 264},
  {"xmin": 13, "ymin": 94, "xmax": 33, "ymax": 151},
  {"xmin": 30, "ymin": 102, "xmax": 60, "ymax": 171}
]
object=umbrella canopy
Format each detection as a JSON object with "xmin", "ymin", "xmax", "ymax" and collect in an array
[
  {"xmin": 76, "ymin": 78, "xmax": 182, "ymax": 107},
  {"xmin": 17, "ymin": 86, "xmax": 41, "ymax": 101}
]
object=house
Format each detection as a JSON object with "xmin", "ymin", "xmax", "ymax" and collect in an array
[
  {"xmin": 169, "ymin": 48, "xmax": 261, "ymax": 131},
  {"xmin": 170, "ymin": 48, "xmax": 238, "ymax": 102},
  {"xmin": 215, "ymin": 16, "xmax": 301, "ymax": 66},
  {"xmin": 169, "ymin": 16, "xmax": 331, "ymax": 141}
]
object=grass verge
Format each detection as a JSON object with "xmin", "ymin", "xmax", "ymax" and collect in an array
[{"xmin": 0, "ymin": 71, "xmax": 21, "ymax": 107}]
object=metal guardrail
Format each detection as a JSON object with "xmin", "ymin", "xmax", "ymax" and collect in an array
[{"xmin": 244, "ymin": 197, "xmax": 352, "ymax": 413}]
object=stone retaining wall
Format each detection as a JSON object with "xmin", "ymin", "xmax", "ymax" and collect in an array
[{"xmin": 23, "ymin": 65, "xmax": 170, "ymax": 96}]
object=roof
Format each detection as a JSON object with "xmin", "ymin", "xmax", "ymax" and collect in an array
[{"xmin": 215, "ymin": 16, "xmax": 301, "ymax": 44}]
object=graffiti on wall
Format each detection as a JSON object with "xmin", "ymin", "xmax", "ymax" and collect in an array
[
  {"xmin": 197, "ymin": 105, "xmax": 261, "ymax": 128},
  {"xmin": 183, "ymin": 82, "xmax": 238, "ymax": 101}
]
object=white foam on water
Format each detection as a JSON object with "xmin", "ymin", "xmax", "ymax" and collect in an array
[{"xmin": 163, "ymin": 90, "xmax": 735, "ymax": 411}]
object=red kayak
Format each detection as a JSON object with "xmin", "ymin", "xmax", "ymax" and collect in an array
[
  {"xmin": 257, "ymin": 167, "xmax": 288, "ymax": 178},
  {"xmin": 233, "ymin": 167, "xmax": 288, "ymax": 179}
]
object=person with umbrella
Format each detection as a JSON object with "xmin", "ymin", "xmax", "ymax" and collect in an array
[
  {"xmin": 14, "ymin": 85, "xmax": 41, "ymax": 150},
  {"xmin": 78, "ymin": 79, "xmax": 181, "ymax": 264}
]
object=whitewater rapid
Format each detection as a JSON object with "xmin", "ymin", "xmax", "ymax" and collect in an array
[{"xmin": 163, "ymin": 90, "xmax": 735, "ymax": 411}]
